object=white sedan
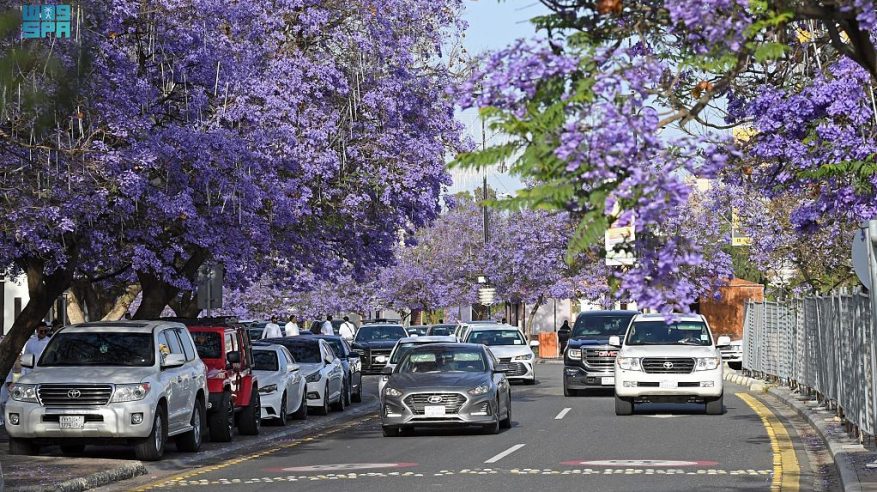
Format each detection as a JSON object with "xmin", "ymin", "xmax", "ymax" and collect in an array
[
  {"xmin": 378, "ymin": 335, "xmax": 457, "ymax": 395},
  {"xmin": 252, "ymin": 345, "xmax": 308, "ymax": 426},
  {"xmin": 268, "ymin": 338, "xmax": 345, "ymax": 415}
]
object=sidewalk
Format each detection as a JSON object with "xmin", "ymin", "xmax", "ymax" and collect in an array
[
  {"xmin": 0, "ymin": 426, "xmax": 146, "ymax": 492},
  {"xmin": 726, "ymin": 369, "xmax": 877, "ymax": 492}
]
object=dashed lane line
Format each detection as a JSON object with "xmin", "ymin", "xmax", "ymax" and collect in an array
[
  {"xmin": 484, "ymin": 444, "xmax": 526, "ymax": 464},
  {"xmin": 554, "ymin": 408, "xmax": 572, "ymax": 420},
  {"xmin": 737, "ymin": 392, "xmax": 800, "ymax": 491}
]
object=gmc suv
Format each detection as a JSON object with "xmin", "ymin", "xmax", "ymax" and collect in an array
[
  {"xmin": 613, "ymin": 313, "xmax": 727, "ymax": 416},
  {"xmin": 563, "ymin": 310, "xmax": 637, "ymax": 396},
  {"xmin": 6, "ymin": 321, "xmax": 208, "ymax": 461},
  {"xmin": 351, "ymin": 324, "xmax": 408, "ymax": 374}
]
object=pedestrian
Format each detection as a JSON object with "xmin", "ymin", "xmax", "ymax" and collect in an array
[
  {"xmin": 284, "ymin": 315, "xmax": 300, "ymax": 337},
  {"xmin": 501, "ymin": 317, "xmax": 507, "ymax": 324},
  {"xmin": 321, "ymin": 315, "xmax": 334, "ymax": 335},
  {"xmin": 261, "ymin": 316, "xmax": 283, "ymax": 339},
  {"xmin": 558, "ymin": 319, "xmax": 571, "ymax": 353},
  {"xmin": 339, "ymin": 316, "xmax": 355, "ymax": 342},
  {"xmin": 22, "ymin": 322, "xmax": 51, "ymax": 376}
]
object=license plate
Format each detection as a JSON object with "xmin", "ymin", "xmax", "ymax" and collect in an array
[
  {"xmin": 59, "ymin": 416, "xmax": 85, "ymax": 429},
  {"xmin": 601, "ymin": 377, "xmax": 615, "ymax": 385},
  {"xmin": 659, "ymin": 381, "xmax": 678, "ymax": 389},
  {"xmin": 424, "ymin": 405, "xmax": 446, "ymax": 417}
]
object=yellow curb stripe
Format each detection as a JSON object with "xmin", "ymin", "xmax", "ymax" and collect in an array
[
  {"xmin": 737, "ymin": 393, "xmax": 800, "ymax": 491},
  {"xmin": 134, "ymin": 415, "xmax": 377, "ymax": 491}
]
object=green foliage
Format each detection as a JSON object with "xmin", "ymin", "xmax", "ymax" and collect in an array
[{"xmin": 799, "ymin": 159, "xmax": 877, "ymax": 195}]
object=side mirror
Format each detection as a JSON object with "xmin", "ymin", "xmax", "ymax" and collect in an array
[
  {"xmin": 20, "ymin": 353, "xmax": 35, "ymax": 369},
  {"xmin": 608, "ymin": 336, "xmax": 622, "ymax": 347},
  {"xmin": 529, "ymin": 340, "xmax": 540, "ymax": 348},
  {"xmin": 162, "ymin": 353, "xmax": 186, "ymax": 368},
  {"xmin": 226, "ymin": 351, "xmax": 241, "ymax": 364},
  {"xmin": 288, "ymin": 363, "xmax": 299, "ymax": 373},
  {"xmin": 716, "ymin": 336, "xmax": 731, "ymax": 347},
  {"xmin": 381, "ymin": 365, "xmax": 394, "ymax": 375}
]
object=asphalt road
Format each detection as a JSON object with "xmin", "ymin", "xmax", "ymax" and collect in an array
[{"xmin": 115, "ymin": 365, "xmax": 837, "ymax": 492}]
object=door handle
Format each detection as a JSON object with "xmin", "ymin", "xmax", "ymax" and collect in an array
[{"xmin": 177, "ymin": 376, "xmax": 183, "ymax": 383}]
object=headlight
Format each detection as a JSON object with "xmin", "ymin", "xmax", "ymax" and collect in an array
[
  {"xmin": 567, "ymin": 348, "xmax": 582, "ymax": 359},
  {"xmin": 259, "ymin": 384, "xmax": 278, "ymax": 394},
  {"xmin": 695, "ymin": 357, "xmax": 721, "ymax": 371},
  {"xmin": 111, "ymin": 383, "xmax": 151, "ymax": 403},
  {"xmin": 467, "ymin": 384, "xmax": 490, "ymax": 396},
  {"xmin": 305, "ymin": 372, "xmax": 321, "ymax": 383},
  {"xmin": 384, "ymin": 387, "xmax": 402, "ymax": 397},
  {"xmin": 616, "ymin": 357, "xmax": 641, "ymax": 371},
  {"xmin": 513, "ymin": 353, "xmax": 533, "ymax": 361},
  {"xmin": 10, "ymin": 384, "xmax": 38, "ymax": 403}
]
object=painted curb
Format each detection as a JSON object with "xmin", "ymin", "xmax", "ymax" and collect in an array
[
  {"xmin": 724, "ymin": 371, "xmax": 866, "ymax": 492},
  {"xmin": 16, "ymin": 462, "xmax": 147, "ymax": 492}
]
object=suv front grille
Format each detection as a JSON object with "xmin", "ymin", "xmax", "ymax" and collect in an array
[
  {"xmin": 369, "ymin": 349, "xmax": 391, "ymax": 368},
  {"xmin": 404, "ymin": 393, "xmax": 466, "ymax": 415},
  {"xmin": 38, "ymin": 384, "xmax": 113, "ymax": 406},
  {"xmin": 584, "ymin": 348, "xmax": 618, "ymax": 371},
  {"xmin": 641, "ymin": 358, "xmax": 695, "ymax": 374}
]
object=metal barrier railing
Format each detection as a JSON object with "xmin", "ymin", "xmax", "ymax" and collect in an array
[{"xmin": 743, "ymin": 290, "xmax": 877, "ymax": 437}]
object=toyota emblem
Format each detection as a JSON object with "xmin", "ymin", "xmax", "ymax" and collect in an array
[
  {"xmin": 67, "ymin": 389, "xmax": 81, "ymax": 399},
  {"xmin": 427, "ymin": 395, "xmax": 444, "ymax": 404},
  {"xmin": 662, "ymin": 361, "xmax": 674, "ymax": 369}
]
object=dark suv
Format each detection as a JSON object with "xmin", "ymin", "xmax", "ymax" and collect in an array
[
  {"xmin": 179, "ymin": 319, "xmax": 261, "ymax": 441},
  {"xmin": 563, "ymin": 310, "xmax": 637, "ymax": 396},
  {"xmin": 350, "ymin": 324, "xmax": 408, "ymax": 374}
]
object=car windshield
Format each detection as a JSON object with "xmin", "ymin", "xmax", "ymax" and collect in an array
[
  {"xmin": 427, "ymin": 325, "xmax": 454, "ymax": 336},
  {"xmin": 253, "ymin": 350, "xmax": 279, "ymax": 371},
  {"xmin": 407, "ymin": 326, "xmax": 428, "ymax": 336},
  {"xmin": 274, "ymin": 342, "xmax": 321, "ymax": 363},
  {"xmin": 39, "ymin": 332, "xmax": 154, "ymax": 367},
  {"xmin": 390, "ymin": 342, "xmax": 432, "ymax": 364},
  {"xmin": 354, "ymin": 325, "xmax": 407, "ymax": 342},
  {"xmin": 191, "ymin": 332, "xmax": 222, "ymax": 359},
  {"xmin": 571, "ymin": 314, "xmax": 635, "ymax": 339},
  {"xmin": 322, "ymin": 339, "xmax": 346, "ymax": 358},
  {"xmin": 397, "ymin": 347, "xmax": 487, "ymax": 373},
  {"xmin": 467, "ymin": 329, "xmax": 526, "ymax": 346},
  {"xmin": 625, "ymin": 321, "xmax": 713, "ymax": 346}
]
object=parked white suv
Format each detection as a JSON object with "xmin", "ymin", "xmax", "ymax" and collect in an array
[
  {"xmin": 6, "ymin": 321, "xmax": 208, "ymax": 460},
  {"xmin": 612, "ymin": 313, "xmax": 727, "ymax": 416}
]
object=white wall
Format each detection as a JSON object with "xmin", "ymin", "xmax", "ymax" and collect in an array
[
  {"xmin": 529, "ymin": 299, "xmax": 573, "ymax": 333},
  {"xmin": 3, "ymin": 275, "xmax": 29, "ymax": 335}
]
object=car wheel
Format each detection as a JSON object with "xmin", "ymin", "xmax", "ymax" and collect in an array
[
  {"xmin": 614, "ymin": 395, "xmax": 634, "ymax": 416},
  {"xmin": 176, "ymin": 399, "xmax": 205, "ymax": 452},
  {"xmin": 500, "ymin": 398, "xmax": 512, "ymax": 429},
  {"xmin": 292, "ymin": 391, "xmax": 308, "ymax": 420},
  {"xmin": 483, "ymin": 412, "xmax": 501, "ymax": 435},
  {"xmin": 134, "ymin": 406, "xmax": 167, "ymax": 461},
  {"xmin": 705, "ymin": 394, "xmax": 724, "ymax": 415},
  {"xmin": 382, "ymin": 426, "xmax": 399, "ymax": 437},
  {"xmin": 238, "ymin": 386, "xmax": 261, "ymax": 435},
  {"xmin": 276, "ymin": 392, "xmax": 288, "ymax": 426},
  {"xmin": 331, "ymin": 381, "xmax": 346, "ymax": 412},
  {"xmin": 59, "ymin": 443, "xmax": 86, "ymax": 455},
  {"xmin": 343, "ymin": 378, "xmax": 352, "ymax": 406},
  {"xmin": 563, "ymin": 385, "xmax": 577, "ymax": 397},
  {"xmin": 728, "ymin": 361, "xmax": 742, "ymax": 370},
  {"xmin": 312, "ymin": 384, "xmax": 329, "ymax": 416},
  {"xmin": 523, "ymin": 377, "xmax": 536, "ymax": 385},
  {"xmin": 352, "ymin": 378, "xmax": 362, "ymax": 403},
  {"xmin": 208, "ymin": 391, "xmax": 234, "ymax": 442},
  {"xmin": 9, "ymin": 437, "xmax": 39, "ymax": 456}
]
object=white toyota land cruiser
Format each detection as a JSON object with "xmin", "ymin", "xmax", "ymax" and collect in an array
[{"xmin": 611, "ymin": 313, "xmax": 728, "ymax": 416}]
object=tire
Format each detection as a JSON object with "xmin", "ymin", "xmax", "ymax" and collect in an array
[
  {"xmin": 60, "ymin": 444, "xmax": 85, "ymax": 454},
  {"xmin": 343, "ymin": 378, "xmax": 352, "ymax": 407},
  {"xmin": 482, "ymin": 412, "xmax": 501, "ymax": 434},
  {"xmin": 291, "ymin": 391, "xmax": 308, "ymax": 420},
  {"xmin": 706, "ymin": 394, "xmax": 724, "ymax": 415},
  {"xmin": 615, "ymin": 395, "xmax": 634, "ymax": 416},
  {"xmin": 208, "ymin": 391, "xmax": 234, "ymax": 442},
  {"xmin": 9, "ymin": 438, "xmax": 39, "ymax": 456},
  {"xmin": 523, "ymin": 377, "xmax": 536, "ymax": 385},
  {"xmin": 563, "ymin": 385, "xmax": 577, "ymax": 397},
  {"xmin": 312, "ymin": 384, "xmax": 329, "ymax": 416},
  {"xmin": 134, "ymin": 406, "xmax": 167, "ymax": 461},
  {"xmin": 176, "ymin": 399, "xmax": 205, "ymax": 452},
  {"xmin": 331, "ymin": 381, "xmax": 346, "ymax": 412},
  {"xmin": 238, "ymin": 386, "xmax": 261, "ymax": 435},
  {"xmin": 382, "ymin": 426, "xmax": 399, "ymax": 437},
  {"xmin": 351, "ymin": 378, "xmax": 362, "ymax": 403},
  {"xmin": 500, "ymin": 396, "xmax": 512, "ymax": 429},
  {"xmin": 275, "ymin": 392, "xmax": 288, "ymax": 426},
  {"xmin": 729, "ymin": 361, "xmax": 742, "ymax": 370}
]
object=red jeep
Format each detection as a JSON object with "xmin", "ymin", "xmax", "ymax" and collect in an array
[{"xmin": 180, "ymin": 319, "xmax": 261, "ymax": 442}]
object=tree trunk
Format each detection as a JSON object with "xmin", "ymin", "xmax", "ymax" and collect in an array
[
  {"xmin": 168, "ymin": 291, "xmax": 201, "ymax": 318},
  {"xmin": 101, "ymin": 283, "xmax": 142, "ymax": 320},
  {"xmin": 133, "ymin": 248, "xmax": 208, "ymax": 320},
  {"xmin": 66, "ymin": 289, "xmax": 86, "ymax": 324},
  {"xmin": 525, "ymin": 295, "xmax": 544, "ymax": 340},
  {"xmin": 0, "ymin": 259, "xmax": 73, "ymax": 383}
]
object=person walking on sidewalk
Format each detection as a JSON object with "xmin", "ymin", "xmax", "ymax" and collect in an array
[
  {"xmin": 321, "ymin": 315, "xmax": 334, "ymax": 335},
  {"xmin": 284, "ymin": 315, "xmax": 300, "ymax": 337},
  {"xmin": 23, "ymin": 322, "xmax": 51, "ymax": 376},
  {"xmin": 262, "ymin": 316, "xmax": 283, "ymax": 339},
  {"xmin": 338, "ymin": 316, "xmax": 355, "ymax": 342}
]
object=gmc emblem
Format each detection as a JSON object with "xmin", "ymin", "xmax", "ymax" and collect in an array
[{"xmin": 598, "ymin": 351, "xmax": 618, "ymax": 357}]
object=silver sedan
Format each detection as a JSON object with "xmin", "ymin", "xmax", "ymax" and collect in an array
[{"xmin": 380, "ymin": 343, "xmax": 513, "ymax": 436}]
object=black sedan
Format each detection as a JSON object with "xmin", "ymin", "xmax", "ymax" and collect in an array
[
  {"xmin": 311, "ymin": 335, "xmax": 363, "ymax": 404},
  {"xmin": 380, "ymin": 343, "xmax": 513, "ymax": 436}
]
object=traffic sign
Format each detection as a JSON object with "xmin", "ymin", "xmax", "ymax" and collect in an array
[
  {"xmin": 852, "ymin": 227, "xmax": 871, "ymax": 289},
  {"xmin": 478, "ymin": 287, "xmax": 496, "ymax": 305}
]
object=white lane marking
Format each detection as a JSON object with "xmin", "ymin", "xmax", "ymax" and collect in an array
[
  {"xmin": 484, "ymin": 444, "xmax": 526, "ymax": 464},
  {"xmin": 554, "ymin": 408, "xmax": 572, "ymax": 420}
]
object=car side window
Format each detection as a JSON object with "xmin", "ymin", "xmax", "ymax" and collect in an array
[
  {"xmin": 225, "ymin": 333, "xmax": 236, "ymax": 353},
  {"xmin": 177, "ymin": 329, "xmax": 196, "ymax": 361},
  {"xmin": 282, "ymin": 346, "xmax": 296, "ymax": 364},
  {"xmin": 323, "ymin": 343, "xmax": 335, "ymax": 363},
  {"xmin": 157, "ymin": 331, "xmax": 171, "ymax": 363},
  {"xmin": 163, "ymin": 329, "xmax": 184, "ymax": 355}
]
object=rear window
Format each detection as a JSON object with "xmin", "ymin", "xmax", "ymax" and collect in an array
[
  {"xmin": 40, "ymin": 332, "xmax": 154, "ymax": 367},
  {"xmin": 253, "ymin": 351, "xmax": 279, "ymax": 371},
  {"xmin": 191, "ymin": 332, "xmax": 222, "ymax": 359}
]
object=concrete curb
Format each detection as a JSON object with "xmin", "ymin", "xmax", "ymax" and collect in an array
[
  {"xmin": 16, "ymin": 462, "xmax": 147, "ymax": 492},
  {"xmin": 724, "ymin": 370, "xmax": 869, "ymax": 491}
]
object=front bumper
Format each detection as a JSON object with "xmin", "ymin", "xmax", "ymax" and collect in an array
[
  {"xmin": 5, "ymin": 401, "xmax": 157, "ymax": 439},
  {"xmin": 381, "ymin": 392, "xmax": 497, "ymax": 427},
  {"xmin": 305, "ymin": 381, "xmax": 326, "ymax": 407},
  {"xmin": 563, "ymin": 366, "xmax": 616, "ymax": 389},
  {"xmin": 614, "ymin": 367, "xmax": 723, "ymax": 401},
  {"xmin": 502, "ymin": 360, "xmax": 535, "ymax": 381},
  {"xmin": 259, "ymin": 391, "xmax": 284, "ymax": 419}
]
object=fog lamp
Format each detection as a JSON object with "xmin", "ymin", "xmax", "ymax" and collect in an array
[
  {"xmin": 131, "ymin": 413, "xmax": 144, "ymax": 424},
  {"xmin": 8, "ymin": 413, "xmax": 19, "ymax": 425}
]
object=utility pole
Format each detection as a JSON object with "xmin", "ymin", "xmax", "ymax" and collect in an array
[{"xmin": 481, "ymin": 117, "xmax": 489, "ymax": 246}]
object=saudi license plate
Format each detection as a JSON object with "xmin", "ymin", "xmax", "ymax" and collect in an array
[
  {"xmin": 60, "ymin": 415, "xmax": 85, "ymax": 429},
  {"xmin": 659, "ymin": 381, "xmax": 678, "ymax": 389},
  {"xmin": 601, "ymin": 377, "xmax": 615, "ymax": 386},
  {"xmin": 424, "ymin": 405, "xmax": 446, "ymax": 417}
]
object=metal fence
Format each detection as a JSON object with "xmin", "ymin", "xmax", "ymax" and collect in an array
[{"xmin": 743, "ymin": 290, "xmax": 877, "ymax": 436}]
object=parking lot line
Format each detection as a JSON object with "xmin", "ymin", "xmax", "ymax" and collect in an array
[
  {"xmin": 485, "ymin": 444, "xmax": 526, "ymax": 464},
  {"xmin": 554, "ymin": 408, "xmax": 571, "ymax": 420},
  {"xmin": 737, "ymin": 393, "xmax": 800, "ymax": 491}
]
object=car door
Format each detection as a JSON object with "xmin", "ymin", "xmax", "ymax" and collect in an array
[
  {"xmin": 489, "ymin": 350, "xmax": 510, "ymax": 409},
  {"xmin": 158, "ymin": 329, "xmax": 187, "ymax": 431},
  {"xmin": 176, "ymin": 328, "xmax": 203, "ymax": 416},
  {"xmin": 322, "ymin": 343, "xmax": 342, "ymax": 400},
  {"xmin": 280, "ymin": 347, "xmax": 304, "ymax": 407},
  {"xmin": 225, "ymin": 332, "xmax": 241, "ymax": 402}
]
